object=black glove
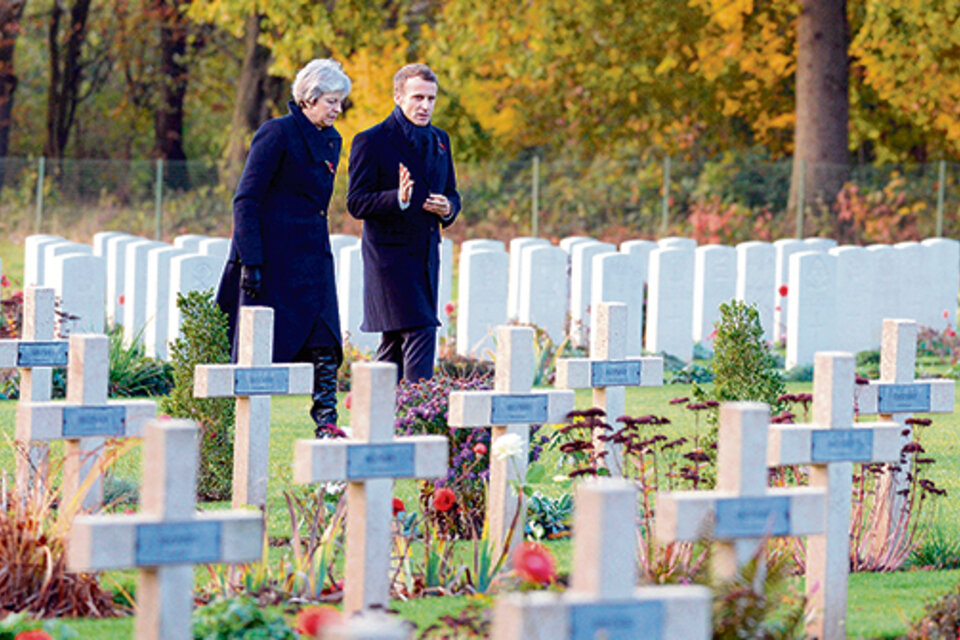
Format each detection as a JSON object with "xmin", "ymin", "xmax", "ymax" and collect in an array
[{"xmin": 241, "ymin": 264, "xmax": 262, "ymax": 299}]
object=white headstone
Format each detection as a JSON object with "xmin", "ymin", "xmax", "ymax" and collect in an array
[
  {"xmin": 645, "ymin": 246, "xmax": 695, "ymax": 361},
  {"xmin": 866, "ymin": 244, "xmax": 897, "ymax": 345},
  {"xmin": 93, "ymin": 231, "xmax": 130, "ymax": 257},
  {"xmin": 49, "ymin": 253, "xmax": 106, "ymax": 335},
  {"xmin": 735, "ymin": 241, "xmax": 776, "ymax": 343},
  {"xmin": 773, "ymin": 238, "xmax": 806, "ymax": 342},
  {"xmin": 518, "ymin": 244, "xmax": 568, "ymax": 344},
  {"xmin": 24, "ymin": 234, "xmax": 63, "ymax": 286},
  {"xmin": 559, "ymin": 236, "xmax": 594, "ymax": 254},
  {"xmin": 895, "ymin": 242, "xmax": 926, "ymax": 323},
  {"xmin": 198, "ymin": 237, "xmax": 231, "ymax": 267},
  {"xmin": 620, "ymin": 239, "xmax": 656, "ymax": 290},
  {"xmin": 67, "ymin": 419, "xmax": 263, "ymax": 640},
  {"xmin": 569, "ymin": 241, "xmax": 616, "ymax": 346},
  {"xmin": 508, "ymin": 237, "xmax": 550, "ymax": 320},
  {"xmin": 456, "ymin": 249, "xmax": 508, "ymax": 359},
  {"xmin": 168, "ymin": 253, "xmax": 222, "ymax": 346},
  {"xmin": 922, "ymin": 238, "xmax": 959, "ymax": 331},
  {"xmin": 330, "ymin": 234, "xmax": 361, "ymax": 280},
  {"xmin": 591, "ymin": 252, "xmax": 643, "ymax": 356},
  {"xmin": 144, "ymin": 246, "xmax": 191, "ymax": 360},
  {"xmin": 658, "ymin": 236, "xmax": 697, "ymax": 250},
  {"xmin": 786, "ymin": 251, "xmax": 837, "ymax": 369},
  {"xmin": 173, "ymin": 234, "xmax": 207, "ymax": 252},
  {"xmin": 461, "ymin": 239, "xmax": 506, "ymax": 255},
  {"xmin": 339, "ymin": 244, "xmax": 379, "ymax": 352},
  {"xmin": 803, "ymin": 237, "xmax": 838, "ymax": 252},
  {"xmin": 105, "ymin": 234, "xmax": 141, "ymax": 326},
  {"xmin": 43, "ymin": 241, "xmax": 92, "ymax": 287},
  {"xmin": 830, "ymin": 246, "xmax": 875, "ymax": 353},
  {"xmin": 123, "ymin": 240, "xmax": 168, "ymax": 347},
  {"xmin": 692, "ymin": 245, "xmax": 736, "ymax": 347},
  {"xmin": 437, "ymin": 237, "xmax": 454, "ymax": 349}
]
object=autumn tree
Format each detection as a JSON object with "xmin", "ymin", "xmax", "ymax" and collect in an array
[{"xmin": 0, "ymin": 0, "xmax": 26, "ymax": 166}]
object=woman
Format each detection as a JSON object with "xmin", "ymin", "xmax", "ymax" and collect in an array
[{"xmin": 217, "ymin": 58, "xmax": 349, "ymax": 437}]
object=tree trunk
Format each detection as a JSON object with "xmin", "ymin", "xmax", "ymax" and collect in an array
[
  {"xmin": 154, "ymin": 0, "xmax": 190, "ymax": 189},
  {"xmin": 790, "ymin": 0, "xmax": 849, "ymax": 229},
  {"xmin": 0, "ymin": 0, "xmax": 26, "ymax": 167},
  {"xmin": 221, "ymin": 12, "xmax": 279, "ymax": 191},
  {"xmin": 43, "ymin": 0, "xmax": 92, "ymax": 158}
]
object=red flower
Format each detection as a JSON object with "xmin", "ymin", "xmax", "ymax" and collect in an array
[
  {"xmin": 945, "ymin": 310, "xmax": 951, "ymax": 319},
  {"xmin": 947, "ymin": 329, "xmax": 956, "ymax": 338},
  {"xmin": 513, "ymin": 541, "xmax": 556, "ymax": 585},
  {"xmin": 118, "ymin": 294, "xmax": 125, "ymax": 305},
  {"xmin": 296, "ymin": 606, "xmax": 341, "ymax": 637},
  {"xmin": 158, "ymin": 414, "xmax": 171, "ymax": 420},
  {"xmin": 344, "ymin": 392, "xmax": 352, "ymax": 411},
  {"xmin": 778, "ymin": 284, "xmax": 788, "ymax": 297},
  {"xmin": 473, "ymin": 442, "xmax": 487, "ymax": 456},
  {"xmin": 392, "ymin": 497, "xmax": 405, "ymax": 515},
  {"xmin": 325, "ymin": 160, "xmax": 335, "ymax": 174},
  {"xmin": 444, "ymin": 302, "xmax": 456, "ymax": 316},
  {"xmin": 433, "ymin": 487, "xmax": 456, "ymax": 512},
  {"xmin": 774, "ymin": 305, "xmax": 781, "ymax": 312},
  {"xmin": 0, "ymin": 274, "xmax": 9, "ymax": 287},
  {"xmin": 15, "ymin": 632, "xmax": 54, "ymax": 640}
]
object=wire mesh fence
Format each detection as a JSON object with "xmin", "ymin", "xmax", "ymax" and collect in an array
[{"xmin": 0, "ymin": 155, "xmax": 957, "ymax": 245}]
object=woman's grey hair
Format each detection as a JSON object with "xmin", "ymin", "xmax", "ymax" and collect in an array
[{"xmin": 292, "ymin": 59, "xmax": 352, "ymax": 104}]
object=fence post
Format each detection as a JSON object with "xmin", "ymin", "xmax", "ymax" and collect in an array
[
  {"xmin": 531, "ymin": 155, "xmax": 540, "ymax": 238},
  {"xmin": 936, "ymin": 160, "xmax": 946, "ymax": 238},
  {"xmin": 34, "ymin": 156, "xmax": 45, "ymax": 234},
  {"xmin": 154, "ymin": 158, "xmax": 164, "ymax": 240},
  {"xmin": 660, "ymin": 155, "xmax": 671, "ymax": 237},
  {"xmin": 795, "ymin": 158, "xmax": 805, "ymax": 239}
]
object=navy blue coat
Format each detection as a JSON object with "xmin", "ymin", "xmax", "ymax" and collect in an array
[
  {"xmin": 346, "ymin": 113, "xmax": 460, "ymax": 332},
  {"xmin": 216, "ymin": 101, "xmax": 342, "ymax": 363}
]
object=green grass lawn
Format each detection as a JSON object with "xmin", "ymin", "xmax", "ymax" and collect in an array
[{"xmin": 3, "ymin": 381, "xmax": 960, "ymax": 638}]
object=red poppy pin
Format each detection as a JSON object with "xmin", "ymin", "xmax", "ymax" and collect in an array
[
  {"xmin": 438, "ymin": 141, "xmax": 446, "ymax": 152},
  {"xmin": 325, "ymin": 160, "xmax": 335, "ymax": 174}
]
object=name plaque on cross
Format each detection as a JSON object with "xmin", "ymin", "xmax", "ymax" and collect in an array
[
  {"xmin": 715, "ymin": 497, "xmax": 791, "ymax": 538},
  {"xmin": 234, "ymin": 368, "xmax": 289, "ymax": 395},
  {"xmin": 346, "ymin": 444, "xmax": 416, "ymax": 479},
  {"xmin": 62, "ymin": 406, "xmax": 126, "ymax": 437},
  {"xmin": 490, "ymin": 395, "xmax": 549, "ymax": 424},
  {"xmin": 590, "ymin": 361, "xmax": 644, "ymax": 387},
  {"xmin": 877, "ymin": 383, "xmax": 931, "ymax": 414},
  {"xmin": 135, "ymin": 520, "xmax": 221, "ymax": 566},
  {"xmin": 17, "ymin": 341, "xmax": 69, "ymax": 367},
  {"xmin": 569, "ymin": 601, "xmax": 663, "ymax": 640},
  {"xmin": 811, "ymin": 429, "xmax": 874, "ymax": 462}
]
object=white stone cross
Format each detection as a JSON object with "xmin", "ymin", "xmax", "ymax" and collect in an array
[
  {"xmin": 67, "ymin": 419, "xmax": 263, "ymax": 640},
  {"xmin": 656, "ymin": 402, "xmax": 826, "ymax": 580},
  {"xmin": 556, "ymin": 302, "xmax": 664, "ymax": 473},
  {"xmin": 0, "ymin": 286, "xmax": 66, "ymax": 489},
  {"xmin": 194, "ymin": 306, "xmax": 312, "ymax": 509},
  {"xmin": 448, "ymin": 326, "xmax": 575, "ymax": 554},
  {"xmin": 293, "ymin": 361, "xmax": 448, "ymax": 616},
  {"xmin": 767, "ymin": 352, "xmax": 901, "ymax": 640},
  {"xmin": 15, "ymin": 333, "xmax": 156, "ymax": 510},
  {"xmin": 493, "ymin": 478, "xmax": 712, "ymax": 640},
  {"xmin": 855, "ymin": 318, "xmax": 956, "ymax": 538}
]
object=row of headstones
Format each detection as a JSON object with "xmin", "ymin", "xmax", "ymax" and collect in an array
[
  {"xmin": 23, "ymin": 232, "xmax": 230, "ymax": 359},
  {"xmin": 2, "ymin": 285, "xmax": 953, "ymax": 639},
  {"xmin": 457, "ymin": 235, "xmax": 960, "ymax": 368}
]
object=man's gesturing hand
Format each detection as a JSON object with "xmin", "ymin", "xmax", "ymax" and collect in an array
[
  {"xmin": 423, "ymin": 193, "xmax": 452, "ymax": 219},
  {"xmin": 241, "ymin": 264, "xmax": 262, "ymax": 299},
  {"xmin": 399, "ymin": 163, "xmax": 414, "ymax": 206}
]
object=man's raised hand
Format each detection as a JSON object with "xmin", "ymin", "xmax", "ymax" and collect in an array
[{"xmin": 399, "ymin": 163, "xmax": 414, "ymax": 206}]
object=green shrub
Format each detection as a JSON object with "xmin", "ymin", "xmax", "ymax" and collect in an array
[
  {"xmin": 907, "ymin": 581, "xmax": 960, "ymax": 639},
  {"xmin": 107, "ymin": 325, "xmax": 173, "ymax": 397},
  {"xmin": 158, "ymin": 289, "xmax": 234, "ymax": 501},
  {"xmin": 192, "ymin": 596, "xmax": 296, "ymax": 640},
  {"xmin": 0, "ymin": 612, "xmax": 78, "ymax": 639}
]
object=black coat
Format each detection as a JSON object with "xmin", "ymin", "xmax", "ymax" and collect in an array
[
  {"xmin": 216, "ymin": 101, "xmax": 342, "ymax": 362},
  {"xmin": 346, "ymin": 112, "xmax": 460, "ymax": 332}
]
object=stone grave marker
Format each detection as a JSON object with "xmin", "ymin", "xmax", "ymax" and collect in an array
[
  {"xmin": 657, "ymin": 236, "xmax": 697, "ymax": 250},
  {"xmin": 493, "ymin": 478, "xmax": 712, "ymax": 640},
  {"xmin": 518, "ymin": 244, "xmax": 568, "ymax": 344},
  {"xmin": 144, "ymin": 244, "xmax": 191, "ymax": 360},
  {"xmin": 105, "ymin": 234, "xmax": 140, "ymax": 326},
  {"xmin": 569, "ymin": 241, "xmax": 615, "ymax": 347},
  {"xmin": 123, "ymin": 239, "xmax": 167, "ymax": 347},
  {"xmin": 830, "ymin": 246, "xmax": 875, "ymax": 353},
  {"xmin": 49, "ymin": 252, "xmax": 106, "ymax": 335},
  {"xmin": 338, "ymin": 244, "xmax": 379, "ymax": 352},
  {"xmin": 786, "ymin": 250, "xmax": 837, "ymax": 369},
  {"xmin": 645, "ymin": 246, "xmax": 694, "ymax": 361},
  {"xmin": 42, "ymin": 240, "xmax": 91, "ymax": 285},
  {"xmin": 167, "ymin": 251, "xmax": 222, "ymax": 345},
  {"xmin": 692, "ymin": 244, "xmax": 736, "ymax": 348},
  {"xmin": 0, "ymin": 287, "xmax": 66, "ymax": 489},
  {"xmin": 556, "ymin": 302, "xmax": 663, "ymax": 473},
  {"xmin": 67, "ymin": 418, "xmax": 263, "ymax": 640},
  {"xmin": 508, "ymin": 237, "xmax": 549, "ymax": 321},
  {"xmin": 895, "ymin": 241, "xmax": 926, "ymax": 321},
  {"xmin": 773, "ymin": 238, "xmax": 806, "ymax": 342},
  {"xmin": 194, "ymin": 306, "xmax": 312, "ymax": 509},
  {"xmin": 92, "ymin": 231, "xmax": 130, "ymax": 257},
  {"xmin": 559, "ymin": 236, "xmax": 593, "ymax": 254},
  {"xmin": 330, "ymin": 234, "xmax": 360, "ymax": 279},
  {"xmin": 866, "ymin": 244, "xmax": 898, "ymax": 345},
  {"xmin": 449, "ymin": 326, "xmax": 575, "ymax": 553},
  {"xmin": 656, "ymin": 402, "xmax": 826, "ymax": 579},
  {"xmin": 16, "ymin": 333, "xmax": 156, "ymax": 509},
  {"xmin": 294, "ymin": 361, "xmax": 447, "ymax": 615},
  {"xmin": 437, "ymin": 236, "xmax": 454, "ymax": 355},
  {"xmin": 173, "ymin": 233, "xmax": 207, "ymax": 252},
  {"xmin": 803, "ymin": 237, "xmax": 838, "ymax": 252},
  {"xmin": 735, "ymin": 241, "xmax": 776, "ymax": 343},
  {"xmin": 767, "ymin": 352, "xmax": 901, "ymax": 640},
  {"xmin": 856, "ymin": 318, "xmax": 956, "ymax": 534},
  {"xmin": 591, "ymin": 251, "xmax": 644, "ymax": 356},
  {"xmin": 457, "ymin": 247, "xmax": 508, "ymax": 359},
  {"xmin": 921, "ymin": 238, "xmax": 959, "ymax": 331},
  {"xmin": 24, "ymin": 234, "xmax": 63, "ymax": 286}
]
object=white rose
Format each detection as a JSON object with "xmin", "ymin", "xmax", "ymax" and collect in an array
[{"xmin": 491, "ymin": 433, "xmax": 524, "ymax": 461}]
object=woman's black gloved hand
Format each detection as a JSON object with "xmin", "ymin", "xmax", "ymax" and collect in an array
[{"xmin": 241, "ymin": 264, "xmax": 262, "ymax": 299}]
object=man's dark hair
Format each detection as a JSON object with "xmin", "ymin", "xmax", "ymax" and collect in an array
[{"xmin": 393, "ymin": 63, "xmax": 438, "ymax": 96}]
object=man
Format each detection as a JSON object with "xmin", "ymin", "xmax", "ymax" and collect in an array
[{"xmin": 347, "ymin": 63, "xmax": 461, "ymax": 382}]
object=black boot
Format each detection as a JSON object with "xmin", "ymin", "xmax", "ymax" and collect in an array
[{"xmin": 309, "ymin": 347, "xmax": 342, "ymax": 438}]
